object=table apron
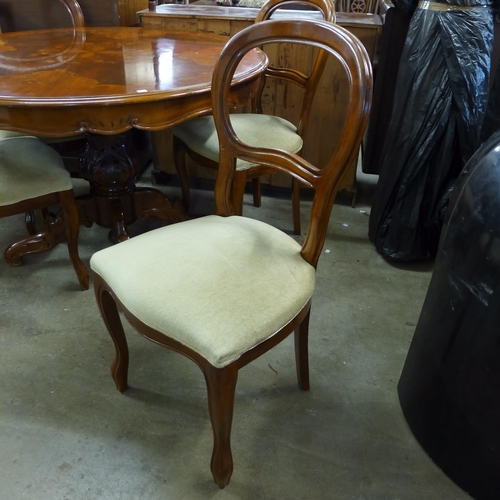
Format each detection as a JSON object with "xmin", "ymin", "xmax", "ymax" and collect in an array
[{"xmin": 0, "ymin": 79, "xmax": 259, "ymax": 137}]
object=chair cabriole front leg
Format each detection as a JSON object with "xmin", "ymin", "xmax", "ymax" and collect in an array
[
  {"xmin": 94, "ymin": 278, "xmax": 130, "ymax": 392},
  {"xmin": 60, "ymin": 190, "xmax": 89, "ymax": 290},
  {"xmin": 203, "ymin": 361, "xmax": 239, "ymax": 488}
]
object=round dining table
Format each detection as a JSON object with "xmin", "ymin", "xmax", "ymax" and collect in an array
[{"xmin": 0, "ymin": 26, "xmax": 267, "ymax": 247}]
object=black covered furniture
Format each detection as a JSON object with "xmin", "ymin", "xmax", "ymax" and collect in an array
[{"xmin": 398, "ymin": 129, "xmax": 500, "ymax": 500}]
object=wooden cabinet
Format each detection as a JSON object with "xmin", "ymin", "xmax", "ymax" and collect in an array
[
  {"xmin": 139, "ymin": 5, "xmax": 382, "ymax": 198},
  {"xmin": 117, "ymin": 0, "xmax": 150, "ymax": 26}
]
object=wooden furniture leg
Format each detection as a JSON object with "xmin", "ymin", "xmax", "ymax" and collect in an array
[
  {"xmin": 204, "ymin": 363, "xmax": 238, "ymax": 489},
  {"xmin": 95, "ymin": 287, "xmax": 130, "ymax": 393},
  {"xmin": 294, "ymin": 309, "xmax": 311, "ymax": 391}
]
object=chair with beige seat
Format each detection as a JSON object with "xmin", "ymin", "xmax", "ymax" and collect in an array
[
  {"xmin": 173, "ymin": 0, "xmax": 336, "ymax": 235},
  {"xmin": 91, "ymin": 18, "xmax": 372, "ymax": 487},
  {"xmin": 0, "ymin": 136, "xmax": 89, "ymax": 290}
]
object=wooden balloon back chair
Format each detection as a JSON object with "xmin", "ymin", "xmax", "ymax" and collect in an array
[
  {"xmin": 173, "ymin": 0, "xmax": 335, "ymax": 235},
  {"xmin": 91, "ymin": 18, "xmax": 372, "ymax": 487},
  {"xmin": 0, "ymin": 137, "xmax": 88, "ymax": 290}
]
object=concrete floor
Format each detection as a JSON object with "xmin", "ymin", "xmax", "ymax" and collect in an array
[{"xmin": 0, "ymin": 169, "xmax": 471, "ymax": 499}]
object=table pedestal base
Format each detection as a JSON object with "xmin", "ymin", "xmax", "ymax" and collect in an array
[
  {"xmin": 6, "ymin": 132, "xmax": 188, "ymax": 263},
  {"xmin": 78, "ymin": 187, "xmax": 187, "ymax": 244},
  {"xmin": 79, "ymin": 133, "xmax": 188, "ymax": 242}
]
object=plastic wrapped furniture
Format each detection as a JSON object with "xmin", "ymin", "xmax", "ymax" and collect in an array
[
  {"xmin": 368, "ymin": 0, "xmax": 495, "ymax": 262},
  {"xmin": 398, "ymin": 129, "xmax": 500, "ymax": 500}
]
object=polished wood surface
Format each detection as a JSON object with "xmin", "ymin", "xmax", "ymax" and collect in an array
[
  {"xmin": 0, "ymin": 27, "xmax": 267, "ymax": 135},
  {"xmin": 117, "ymin": 0, "xmax": 150, "ymax": 26},
  {"xmin": 0, "ymin": 26, "xmax": 267, "ymax": 242},
  {"xmin": 139, "ymin": 4, "xmax": 382, "ymax": 59},
  {"xmin": 139, "ymin": 5, "xmax": 382, "ymax": 198},
  {"xmin": 94, "ymin": 18, "xmax": 372, "ymax": 488}
]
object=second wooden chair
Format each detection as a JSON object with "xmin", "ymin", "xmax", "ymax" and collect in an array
[
  {"xmin": 0, "ymin": 136, "xmax": 88, "ymax": 290},
  {"xmin": 173, "ymin": 0, "xmax": 336, "ymax": 235}
]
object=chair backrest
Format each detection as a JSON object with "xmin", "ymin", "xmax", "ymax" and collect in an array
[
  {"xmin": 212, "ymin": 19, "xmax": 372, "ymax": 268},
  {"xmin": 255, "ymin": 0, "xmax": 335, "ymax": 23},
  {"xmin": 252, "ymin": 0, "xmax": 335, "ymax": 138},
  {"xmin": 61, "ymin": 0, "xmax": 85, "ymax": 29}
]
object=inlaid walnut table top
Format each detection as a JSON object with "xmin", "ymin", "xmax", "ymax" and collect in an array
[{"xmin": 0, "ymin": 27, "xmax": 267, "ymax": 247}]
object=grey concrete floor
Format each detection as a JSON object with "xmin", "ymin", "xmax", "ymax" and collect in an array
[{"xmin": 0, "ymin": 168, "xmax": 471, "ymax": 499}]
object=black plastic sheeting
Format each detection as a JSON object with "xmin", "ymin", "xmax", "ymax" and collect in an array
[
  {"xmin": 368, "ymin": 0, "xmax": 495, "ymax": 262},
  {"xmin": 398, "ymin": 128, "xmax": 500, "ymax": 500},
  {"xmin": 482, "ymin": 55, "xmax": 500, "ymax": 142}
]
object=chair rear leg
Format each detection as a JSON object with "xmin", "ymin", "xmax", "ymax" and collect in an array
[
  {"xmin": 292, "ymin": 177, "xmax": 301, "ymax": 235},
  {"xmin": 204, "ymin": 362, "xmax": 238, "ymax": 488},
  {"xmin": 60, "ymin": 190, "xmax": 89, "ymax": 290},
  {"xmin": 173, "ymin": 136, "xmax": 191, "ymax": 211},
  {"xmin": 231, "ymin": 172, "xmax": 247, "ymax": 216},
  {"xmin": 251, "ymin": 177, "xmax": 261, "ymax": 207},
  {"xmin": 94, "ymin": 279, "xmax": 130, "ymax": 392},
  {"xmin": 294, "ymin": 308, "xmax": 310, "ymax": 391}
]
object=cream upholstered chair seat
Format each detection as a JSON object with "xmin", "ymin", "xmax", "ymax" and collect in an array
[
  {"xmin": 0, "ymin": 129, "xmax": 87, "ymax": 144},
  {"xmin": 0, "ymin": 130, "xmax": 29, "ymax": 140},
  {"xmin": 91, "ymin": 215, "xmax": 315, "ymax": 368},
  {"xmin": 0, "ymin": 136, "xmax": 73, "ymax": 206},
  {"xmin": 174, "ymin": 114, "xmax": 303, "ymax": 172}
]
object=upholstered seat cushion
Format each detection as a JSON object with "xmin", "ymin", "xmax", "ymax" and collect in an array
[
  {"xmin": 173, "ymin": 114, "xmax": 303, "ymax": 171},
  {"xmin": 0, "ymin": 130, "xmax": 86, "ymax": 143},
  {"xmin": 0, "ymin": 130, "xmax": 27, "ymax": 140},
  {"xmin": 91, "ymin": 215, "xmax": 316, "ymax": 368},
  {"xmin": 0, "ymin": 136, "xmax": 73, "ymax": 206}
]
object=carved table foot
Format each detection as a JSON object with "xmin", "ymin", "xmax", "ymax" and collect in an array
[
  {"xmin": 76, "ymin": 193, "xmax": 132, "ymax": 244},
  {"xmin": 134, "ymin": 187, "xmax": 189, "ymax": 225},
  {"xmin": 4, "ymin": 212, "xmax": 66, "ymax": 266}
]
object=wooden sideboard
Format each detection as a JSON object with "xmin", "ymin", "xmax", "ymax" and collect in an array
[
  {"xmin": 140, "ymin": 5, "xmax": 382, "ymax": 59},
  {"xmin": 139, "ymin": 4, "xmax": 382, "ymax": 199}
]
